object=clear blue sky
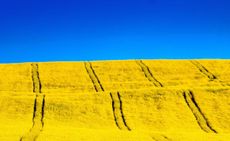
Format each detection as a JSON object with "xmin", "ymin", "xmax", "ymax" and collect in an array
[{"xmin": 0, "ymin": 0, "xmax": 229, "ymax": 63}]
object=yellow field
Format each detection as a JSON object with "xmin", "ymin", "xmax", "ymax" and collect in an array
[{"xmin": 0, "ymin": 60, "xmax": 229, "ymax": 141}]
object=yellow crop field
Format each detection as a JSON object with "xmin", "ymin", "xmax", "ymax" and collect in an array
[{"xmin": 0, "ymin": 60, "xmax": 229, "ymax": 141}]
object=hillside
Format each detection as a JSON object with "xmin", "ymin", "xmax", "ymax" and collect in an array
[{"xmin": 0, "ymin": 60, "xmax": 229, "ymax": 141}]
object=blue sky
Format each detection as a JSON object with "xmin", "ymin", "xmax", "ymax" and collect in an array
[{"xmin": 0, "ymin": 0, "xmax": 229, "ymax": 63}]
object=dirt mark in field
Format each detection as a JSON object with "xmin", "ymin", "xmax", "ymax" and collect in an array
[
  {"xmin": 183, "ymin": 90, "xmax": 217, "ymax": 133},
  {"xmin": 136, "ymin": 60, "xmax": 163, "ymax": 87},
  {"xmin": 85, "ymin": 62, "xmax": 104, "ymax": 92},
  {"xmin": 20, "ymin": 64, "xmax": 45, "ymax": 141},
  {"xmin": 110, "ymin": 92, "xmax": 131, "ymax": 131}
]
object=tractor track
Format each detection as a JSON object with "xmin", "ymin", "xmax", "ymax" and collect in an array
[
  {"xmin": 151, "ymin": 135, "xmax": 171, "ymax": 141},
  {"xmin": 183, "ymin": 90, "xmax": 217, "ymax": 133},
  {"xmin": 85, "ymin": 62, "xmax": 131, "ymax": 130},
  {"xmin": 136, "ymin": 60, "xmax": 163, "ymax": 87},
  {"xmin": 20, "ymin": 63, "xmax": 45, "ymax": 141},
  {"xmin": 110, "ymin": 92, "xmax": 131, "ymax": 131},
  {"xmin": 191, "ymin": 60, "xmax": 217, "ymax": 80},
  {"xmin": 191, "ymin": 60, "xmax": 228, "ymax": 87},
  {"xmin": 191, "ymin": 60, "xmax": 227, "ymax": 86},
  {"xmin": 85, "ymin": 62, "xmax": 104, "ymax": 92},
  {"xmin": 31, "ymin": 64, "xmax": 42, "ymax": 93},
  {"xmin": 85, "ymin": 62, "xmax": 130, "ymax": 130}
]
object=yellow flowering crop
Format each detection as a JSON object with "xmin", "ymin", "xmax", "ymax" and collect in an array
[{"xmin": 0, "ymin": 60, "xmax": 229, "ymax": 141}]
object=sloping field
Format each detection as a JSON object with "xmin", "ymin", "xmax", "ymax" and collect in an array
[{"xmin": 0, "ymin": 60, "xmax": 229, "ymax": 141}]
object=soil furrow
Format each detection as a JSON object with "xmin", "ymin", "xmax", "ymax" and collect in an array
[
  {"xmin": 136, "ymin": 60, "xmax": 163, "ymax": 87},
  {"xmin": 183, "ymin": 90, "xmax": 217, "ymax": 133},
  {"xmin": 84, "ymin": 62, "xmax": 104, "ymax": 92},
  {"xmin": 110, "ymin": 92, "xmax": 131, "ymax": 131},
  {"xmin": 20, "ymin": 63, "xmax": 45, "ymax": 141}
]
